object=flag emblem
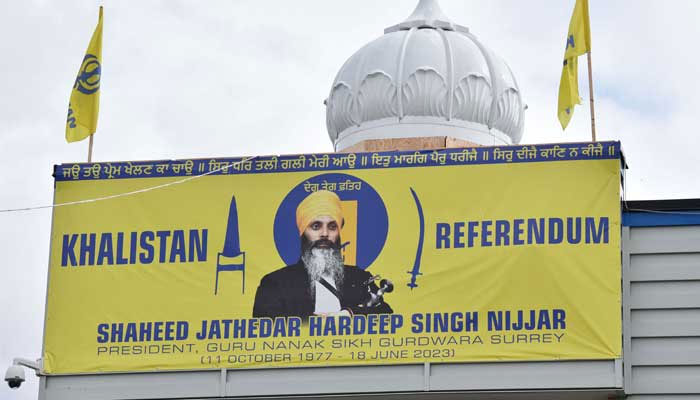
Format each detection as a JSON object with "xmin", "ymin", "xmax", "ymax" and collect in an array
[{"xmin": 74, "ymin": 55, "xmax": 101, "ymax": 95}]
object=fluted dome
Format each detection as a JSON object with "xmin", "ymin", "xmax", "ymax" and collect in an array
[{"xmin": 326, "ymin": 0, "xmax": 525, "ymax": 151}]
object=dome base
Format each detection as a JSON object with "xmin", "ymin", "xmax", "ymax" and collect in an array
[
  {"xmin": 339, "ymin": 136, "xmax": 479, "ymax": 153},
  {"xmin": 334, "ymin": 117, "xmax": 512, "ymax": 152}
]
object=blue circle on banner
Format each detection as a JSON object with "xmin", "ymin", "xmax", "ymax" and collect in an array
[{"xmin": 273, "ymin": 173, "xmax": 388, "ymax": 270}]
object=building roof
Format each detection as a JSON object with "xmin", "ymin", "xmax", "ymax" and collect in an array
[{"xmin": 623, "ymin": 199, "xmax": 700, "ymax": 227}]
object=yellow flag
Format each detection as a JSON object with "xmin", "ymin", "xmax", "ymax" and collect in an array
[
  {"xmin": 557, "ymin": 0, "xmax": 591, "ymax": 130},
  {"xmin": 66, "ymin": 7, "xmax": 103, "ymax": 143}
]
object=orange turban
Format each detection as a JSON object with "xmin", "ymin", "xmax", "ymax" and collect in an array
[{"xmin": 296, "ymin": 190, "xmax": 343, "ymax": 235}]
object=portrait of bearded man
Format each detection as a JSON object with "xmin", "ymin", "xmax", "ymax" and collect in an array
[{"xmin": 252, "ymin": 190, "xmax": 392, "ymax": 320}]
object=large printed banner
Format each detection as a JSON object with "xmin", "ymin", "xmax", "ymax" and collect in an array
[{"xmin": 45, "ymin": 142, "xmax": 622, "ymax": 374}]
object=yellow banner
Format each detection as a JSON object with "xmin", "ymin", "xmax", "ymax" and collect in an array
[{"xmin": 44, "ymin": 143, "xmax": 621, "ymax": 374}]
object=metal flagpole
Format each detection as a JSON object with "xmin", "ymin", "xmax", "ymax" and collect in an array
[
  {"xmin": 88, "ymin": 134, "xmax": 94, "ymax": 162},
  {"xmin": 586, "ymin": 50, "xmax": 596, "ymax": 142}
]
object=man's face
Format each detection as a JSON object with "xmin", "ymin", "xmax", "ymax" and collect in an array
[{"xmin": 303, "ymin": 215, "xmax": 340, "ymax": 248}]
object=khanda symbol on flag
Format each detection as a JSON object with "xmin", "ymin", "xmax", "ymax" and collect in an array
[
  {"xmin": 557, "ymin": 0, "xmax": 591, "ymax": 130},
  {"xmin": 66, "ymin": 7, "xmax": 103, "ymax": 143}
]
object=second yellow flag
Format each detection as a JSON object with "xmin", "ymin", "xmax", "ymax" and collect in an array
[
  {"xmin": 66, "ymin": 7, "xmax": 103, "ymax": 143},
  {"xmin": 557, "ymin": 0, "xmax": 591, "ymax": 130}
]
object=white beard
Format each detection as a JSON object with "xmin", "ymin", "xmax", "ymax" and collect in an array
[{"xmin": 302, "ymin": 247, "xmax": 344, "ymax": 291}]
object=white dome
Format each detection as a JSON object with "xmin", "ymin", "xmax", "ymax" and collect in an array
[{"xmin": 326, "ymin": 0, "xmax": 525, "ymax": 150}]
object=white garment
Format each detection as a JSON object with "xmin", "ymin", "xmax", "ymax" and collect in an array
[{"xmin": 314, "ymin": 274, "xmax": 341, "ymax": 314}]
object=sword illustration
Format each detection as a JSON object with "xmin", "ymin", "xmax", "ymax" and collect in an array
[
  {"xmin": 407, "ymin": 187, "xmax": 424, "ymax": 289},
  {"xmin": 214, "ymin": 195, "xmax": 246, "ymax": 294}
]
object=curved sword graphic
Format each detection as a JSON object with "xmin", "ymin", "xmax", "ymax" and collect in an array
[{"xmin": 407, "ymin": 187, "xmax": 425, "ymax": 289}]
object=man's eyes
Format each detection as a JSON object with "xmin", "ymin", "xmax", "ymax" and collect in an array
[{"xmin": 310, "ymin": 222, "xmax": 338, "ymax": 230}]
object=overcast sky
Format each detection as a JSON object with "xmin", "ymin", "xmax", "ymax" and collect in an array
[{"xmin": 2, "ymin": 1, "xmax": 699, "ymax": 398}]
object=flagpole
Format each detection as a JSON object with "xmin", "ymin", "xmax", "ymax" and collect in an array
[
  {"xmin": 585, "ymin": 0, "xmax": 596, "ymax": 142},
  {"xmin": 88, "ymin": 134, "xmax": 94, "ymax": 162},
  {"xmin": 586, "ymin": 51, "xmax": 596, "ymax": 142}
]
